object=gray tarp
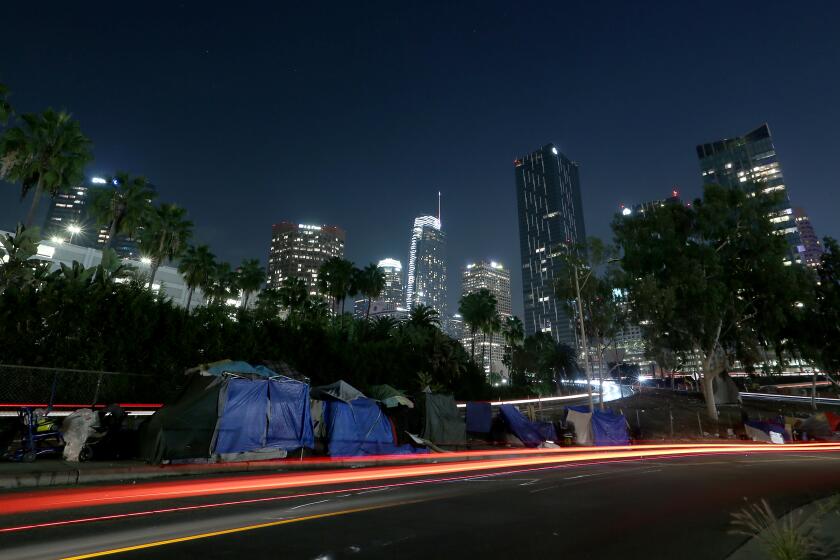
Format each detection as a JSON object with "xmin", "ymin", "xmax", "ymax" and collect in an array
[
  {"xmin": 418, "ymin": 393, "xmax": 466, "ymax": 447},
  {"xmin": 713, "ymin": 372, "xmax": 741, "ymax": 405},
  {"xmin": 310, "ymin": 381, "xmax": 365, "ymax": 403},
  {"xmin": 567, "ymin": 409, "xmax": 593, "ymax": 445}
]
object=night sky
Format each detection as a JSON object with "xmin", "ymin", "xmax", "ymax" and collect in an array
[{"xmin": 2, "ymin": 2, "xmax": 838, "ymax": 316}]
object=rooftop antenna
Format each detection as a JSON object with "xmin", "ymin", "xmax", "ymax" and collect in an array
[{"xmin": 437, "ymin": 191, "xmax": 441, "ymax": 224}]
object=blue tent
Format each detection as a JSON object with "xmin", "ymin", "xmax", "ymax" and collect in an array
[
  {"xmin": 566, "ymin": 406, "xmax": 630, "ymax": 446},
  {"xmin": 590, "ymin": 409, "xmax": 630, "ymax": 446},
  {"xmin": 323, "ymin": 397, "xmax": 423, "ymax": 457},
  {"xmin": 466, "ymin": 402, "xmax": 492, "ymax": 433},
  {"xmin": 499, "ymin": 404, "xmax": 557, "ymax": 447},
  {"xmin": 213, "ymin": 378, "xmax": 314, "ymax": 455}
]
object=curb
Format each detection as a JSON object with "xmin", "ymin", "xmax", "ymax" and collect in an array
[{"xmin": 0, "ymin": 449, "xmax": 561, "ymax": 490}]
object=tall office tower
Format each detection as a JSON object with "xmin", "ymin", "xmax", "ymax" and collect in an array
[
  {"xmin": 353, "ymin": 258, "xmax": 406, "ymax": 318},
  {"xmin": 267, "ymin": 222, "xmax": 346, "ymax": 298},
  {"xmin": 514, "ymin": 144, "xmax": 586, "ymax": 346},
  {"xmin": 461, "ymin": 260, "xmax": 512, "ymax": 376},
  {"xmin": 405, "ymin": 215, "xmax": 447, "ymax": 318},
  {"xmin": 794, "ymin": 208, "xmax": 824, "ymax": 267},
  {"xmin": 696, "ymin": 123, "xmax": 803, "ymax": 263},
  {"xmin": 43, "ymin": 183, "xmax": 89, "ymax": 243},
  {"xmin": 42, "ymin": 176, "xmax": 148, "ymax": 259}
]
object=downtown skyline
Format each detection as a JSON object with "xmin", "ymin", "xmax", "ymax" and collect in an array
[{"xmin": 1, "ymin": 2, "xmax": 838, "ymax": 317}]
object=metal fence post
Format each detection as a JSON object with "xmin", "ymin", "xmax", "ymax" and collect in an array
[{"xmin": 92, "ymin": 371, "xmax": 104, "ymax": 408}]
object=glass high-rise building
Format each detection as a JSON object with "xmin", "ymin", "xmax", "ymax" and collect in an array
[
  {"xmin": 353, "ymin": 258, "xmax": 406, "ymax": 319},
  {"xmin": 267, "ymin": 222, "xmax": 345, "ymax": 298},
  {"xmin": 42, "ymin": 176, "xmax": 149, "ymax": 259},
  {"xmin": 794, "ymin": 208, "xmax": 823, "ymax": 268},
  {"xmin": 405, "ymin": 215, "xmax": 447, "ymax": 318},
  {"xmin": 461, "ymin": 260, "xmax": 512, "ymax": 377},
  {"xmin": 696, "ymin": 124, "xmax": 803, "ymax": 263},
  {"xmin": 514, "ymin": 144, "xmax": 586, "ymax": 346}
]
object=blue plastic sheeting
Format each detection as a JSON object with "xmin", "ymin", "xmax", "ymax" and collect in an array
[
  {"xmin": 205, "ymin": 360, "xmax": 262, "ymax": 377},
  {"xmin": 215, "ymin": 379, "xmax": 268, "ymax": 454},
  {"xmin": 745, "ymin": 420, "xmax": 789, "ymax": 442},
  {"xmin": 591, "ymin": 409, "xmax": 630, "ymax": 446},
  {"xmin": 323, "ymin": 398, "xmax": 420, "ymax": 457},
  {"xmin": 267, "ymin": 381, "xmax": 314, "ymax": 450},
  {"xmin": 499, "ymin": 404, "xmax": 557, "ymax": 447},
  {"xmin": 466, "ymin": 402, "xmax": 492, "ymax": 433}
]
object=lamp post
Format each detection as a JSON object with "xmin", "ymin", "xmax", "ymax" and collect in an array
[
  {"xmin": 574, "ymin": 264, "xmax": 595, "ymax": 412},
  {"xmin": 67, "ymin": 224, "xmax": 81, "ymax": 244}
]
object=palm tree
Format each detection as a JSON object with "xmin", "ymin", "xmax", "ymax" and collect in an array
[
  {"xmin": 480, "ymin": 312, "xmax": 502, "ymax": 374},
  {"xmin": 354, "ymin": 263, "xmax": 386, "ymax": 320},
  {"xmin": 0, "ymin": 82, "xmax": 11, "ymax": 126},
  {"xmin": 89, "ymin": 172, "xmax": 156, "ymax": 250},
  {"xmin": 317, "ymin": 257, "xmax": 355, "ymax": 314},
  {"xmin": 177, "ymin": 244, "xmax": 216, "ymax": 309},
  {"xmin": 206, "ymin": 261, "xmax": 236, "ymax": 305},
  {"xmin": 278, "ymin": 277, "xmax": 309, "ymax": 311},
  {"xmin": 458, "ymin": 288, "xmax": 497, "ymax": 363},
  {"xmin": 140, "ymin": 203, "xmax": 193, "ymax": 289},
  {"xmin": 1, "ymin": 109, "xmax": 92, "ymax": 226},
  {"xmin": 236, "ymin": 258, "xmax": 265, "ymax": 309},
  {"xmin": 409, "ymin": 304, "xmax": 440, "ymax": 328},
  {"xmin": 502, "ymin": 315, "xmax": 525, "ymax": 375}
]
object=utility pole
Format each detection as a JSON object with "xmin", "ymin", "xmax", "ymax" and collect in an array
[{"xmin": 574, "ymin": 264, "xmax": 594, "ymax": 411}]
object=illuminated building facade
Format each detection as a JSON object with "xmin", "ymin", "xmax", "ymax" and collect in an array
[
  {"xmin": 353, "ymin": 258, "xmax": 407, "ymax": 319},
  {"xmin": 405, "ymin": 215, "xmax": 447, "ymax": 318},
  {"xmin": 696, "ymin": 123, "xmax": 803, "ymax": 263},
  {"xmin": 267, "ymin": 222, "xmax": 345, "ymax": 298},
  {"xmin": 514, "ymin": 144, "xmax": 586, "ymax": 346},
  {"xmin": 461, "ymin": 260, "xmax": 512, "ymax": 376},
  {"xmin": 794, "ymin": 208, "xmax": 824, "ymax": 267}
]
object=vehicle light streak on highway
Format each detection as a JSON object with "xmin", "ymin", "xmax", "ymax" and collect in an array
[{"xmin": 2, "ymin": 443, "xmax": 839, "ymax": 517}]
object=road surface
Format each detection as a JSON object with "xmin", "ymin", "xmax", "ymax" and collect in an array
[{"xmin": 1, "ymin": 447, "xmax": 839, "ymax": 559}]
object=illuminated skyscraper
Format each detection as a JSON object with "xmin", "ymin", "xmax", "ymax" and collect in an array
[
  {"xmin": 514, "ymin": 144, "xmax": 586, "ymax": 346},
  {"xmin": 794, "ymin": 208, "xmax": 823, "ymax": 267},
  {"xmin": 461, "ymin": 260, "xmax": 512, "ymax": 376},
  {"xmin": 267, "ymin": 222, "xmax": 345, "ymax": 298},
  {"xmin": 405, "ymin": 214, "xmax": 447, "ymax": 318},
  {"xmin": 42, "ymin": 176, "xmax": 150, "ymax": 259},
  {"xmin": 353, "ymin": 258, "xmax": 406, "ymax": 318},
  {"xmin": 697, "ymin": 123, "xmax": 803, "ymax": 263}
]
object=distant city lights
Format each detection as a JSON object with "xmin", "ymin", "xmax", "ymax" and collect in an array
[{"xmin": 91, "ymin": 177, "xmax": 107, "ymax": 184}]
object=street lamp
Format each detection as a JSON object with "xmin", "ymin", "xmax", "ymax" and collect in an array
[{"xmin": 66, "ymin": 224, "xmax": 82, "ymax": 244}]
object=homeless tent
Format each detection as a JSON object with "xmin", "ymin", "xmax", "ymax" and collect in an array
[
  {"xmin": 566, "ymin": 406, "xmax": 629, "ymax": 446},
  {"xmin": 140, "ymin": 371, "xmax": 313, "ymax": 463},
  {"xmin": 312, "ymin": 381, "xmax": 421, "ymax": 457},
  {"xmin": 413, "ymin": 392, "xmax": 466, "ymax": 448},
  {"xmin": 498, "ymin": 404, "xmax": 557, "ymax": 447},
  {"xmin": 466, "ymin": 402, "xmax": 492, "ymax": 434}
]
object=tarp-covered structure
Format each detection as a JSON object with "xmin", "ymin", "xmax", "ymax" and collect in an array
[
  {"xmin": 140, "ymin": 371, "xmax": 314, "ymax": 463},
  {"xmin": 498, "ymin": 404, "xmax": 557, "ymax": 447},
  {"xmin": 713, "ymin": 372, "xmax": 741, "ymax": 405},
  {"xmin": 367, "ymin": 385, "xmax": 414, "ymax": 409},
  {"xmin": 567, "ymin": 406, "xmax": 629, "ymax": 446},
  {"xmin": 313, "ymin": 381, "xmax": 423, "ymax": 456},
  {"xmin": 466, "ymin": 402, "xmax": 492, "ymax": 433},
  {"xmin": 413, "ymin": 392, "xmax": 466, "ymax": 448}
]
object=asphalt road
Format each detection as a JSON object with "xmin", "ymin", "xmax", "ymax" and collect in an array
[{"xmin": 2, "ymin": 450, "xmax": 840, "ymax": 560}]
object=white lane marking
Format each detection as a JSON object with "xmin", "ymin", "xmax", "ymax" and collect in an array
[
  {"xmin": 518, "ymin": 479, "xmax": 540, "ymax": 486},
  {"xmin": 529, "ymin": 485, "xmax": 559, "ymax": 494},
  {"xmin": 289, "ymin": 499, "xmax": 330, "ymax": 510},
  {"xmin": 356, "ymin": 487, "xmax": 392, "ymax": 495},
  {"xmin": 337, "ymin": 494, "xmax": 353, "ymax": 498}
]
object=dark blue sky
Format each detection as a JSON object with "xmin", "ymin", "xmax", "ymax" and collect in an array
[{"xmin": 2, "ymin": 1, "xmax": 838, "ymax": 316}]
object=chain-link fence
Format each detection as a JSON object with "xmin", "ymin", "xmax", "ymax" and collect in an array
[{"xmin": 0, "ymin": 364, "xmax": 158, "ymax": 407}]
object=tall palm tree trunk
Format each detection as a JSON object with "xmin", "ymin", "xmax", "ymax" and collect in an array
[
  {"xmin": 24, "ymin": 177, "xmax": 45, "ymax": 227},
  {"xmin": 105, "ymin": 219, "xmax": 118, "ymax": 250},
  {"xmin": 365, "ymin": 296, "xmax": 372, "ymax": 320},
  {"xmin": 185, "ymin": 286, "xmax": 194, "ymax": 310},
  {"xmin": 470, "ymin": 326, "xmax": 477, "ymax": 362},
  {"xmin": 149, "ymin": 259, "xmax": 161, "ymax": 290}
]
